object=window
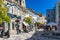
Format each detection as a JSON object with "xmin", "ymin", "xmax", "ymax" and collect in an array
[
  {"xmin": 23, "ymin": 1, "xmax": 24, "ymax": 4},
  {"xmin": 12, "ymin": 22, "xmax": 14, "ymax": 30},
  {"xmin": 48, "ymin": 19, "xmax": 50, "ymax": 22},
  {"xmin": 51, "ymin": 11, "xmax": 54, "ymax": 14},
  {"xmin": 20, "ymin": 0, "xmax": 21, "ymax": 5},
  {"xmin": 59, "ymin": 6, "xmax": 60, "ymax": 14},
  {"xmin": 12, "ymin": 7, "xmax": 13, "ymax": 14},
  {"xmin": 8, "ymin": 23, "xmax": 10, "ymax": 30},
  {"xmin": 48, "ymin": 15, "xmax": 50, "ymax": 17}
]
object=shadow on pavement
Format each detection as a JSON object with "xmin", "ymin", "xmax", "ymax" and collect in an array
[
  {"xmin": 25, "ymin": 31, "xmax": 44, "ymax": 40},
  {"xmin": 25, "ymin": 31, "xmax": 60, "ymax": 40}
]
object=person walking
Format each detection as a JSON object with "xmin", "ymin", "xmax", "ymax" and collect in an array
[{"xmin": 16, "ymin": 23, "xmax": 20, "ymax": 34}]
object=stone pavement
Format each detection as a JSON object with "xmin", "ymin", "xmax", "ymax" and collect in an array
[
  {"xmin": 0, "ymin": 30, "xmax": 35, "ymax": 40},
  {"xmin": 26, "ymin": 30, "xmax": 60, "ymax": 40},
  {"xmin": 0, "ymin": 29, "xmax": 60, "ymax": 40},
  {"xmin": 10, "ymin": 30, "xmax": 17, "ymax": 35}
]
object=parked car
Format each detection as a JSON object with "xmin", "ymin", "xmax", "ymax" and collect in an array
[
  {"xmin": 44, "ymin": 25, "xmax": 57, "ymax": 31},
  {"xmin": 51, "ymin": 25, "xmax": 57, "ymax": 31}
]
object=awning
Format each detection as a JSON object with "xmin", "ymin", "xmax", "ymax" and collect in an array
[
  {"xmin": 15, "ymin": 20, "xmax": 20, "ymax": 22},
  {"xmin": 23, "ymin": 21, "xmax": 29, "ymax": 26},
  {"xmin": 7, "ymin": 13, "xmax": 17, "ymax": 18},
  {"xmin": 47, "ymin": 22, "xmax": 57, "ymax": 26}
]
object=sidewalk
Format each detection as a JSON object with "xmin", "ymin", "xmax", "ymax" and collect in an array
[
  {"xmin": 10, "ymin": 30, "xmax": 17, "ymax": 35},
  {"xmin": 19, "ymin": 31, "xmax": 35, "ymax": 40},
  {"xmin": 9, "ymin": 30, "xmax": 35, "ymax": 40},
  {"xmin": 0, "ymin": 29, "xmax": 60, "ymax": 40}
]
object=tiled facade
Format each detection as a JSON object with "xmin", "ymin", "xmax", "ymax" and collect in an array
[
  {"xmin": 46, "ymin": 9, "xmax": 56, "ymax": 24},
  {"xmin": 56, "ymin": 2, "xmax": 60, "ymax": 31}
]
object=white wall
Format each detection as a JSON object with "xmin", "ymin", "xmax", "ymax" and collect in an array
[{"xmin": 21, "ymin": 0, "xmax": 26, "ymax": 8}]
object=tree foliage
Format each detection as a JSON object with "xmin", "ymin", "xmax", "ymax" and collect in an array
[
  {"xmin": 35, "ymin": 22, "xmax": 40, "ymax": 26},
  {"xmin": 0, "ymin": 0, "xmax": 11, "ymax": 24},
  {"xmin": 24, "ymin": 16, "xmax": 32, "ymax": 24}
]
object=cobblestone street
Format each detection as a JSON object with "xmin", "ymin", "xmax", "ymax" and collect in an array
[
  {"xmin": 0, "ymin": 30, "xmax": 35, "ymax": 40},
  {"xmin": 0, "ymin": 29, "xmax": 60, "ymax": 40}
]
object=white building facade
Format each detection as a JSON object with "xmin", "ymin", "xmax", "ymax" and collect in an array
[
  {"xmin": 4, "ymin": 0, "xmax": 26, "ymax": 32},
  {"xmin": 4, "ymin": 0, "xmax": 39, "ymax": 33},
  {"xmin": 38, "ymin": 16, "xmax": 47, "ymax": 25}
]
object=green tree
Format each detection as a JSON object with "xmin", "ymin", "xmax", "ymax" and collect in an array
[
  {"xmin": 0, "ymin": 0, "xmax": 11, "ymax": 24},
  {"xmin": 24, "ymin": 16, "xmax": 32, "ymax": 24},
  {"xmin": 35, "ymin": 22, "xmax": 40, "ymax": 26}
]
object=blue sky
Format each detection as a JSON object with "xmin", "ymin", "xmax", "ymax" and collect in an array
[{"xmin": 26, "ymin": 0, "xmax": 56, "ymax": 16}]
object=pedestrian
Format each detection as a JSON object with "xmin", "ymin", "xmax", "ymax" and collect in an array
[{"xmin": 16, "ymin": 23, "xmax": 20, "ymax": 34}]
